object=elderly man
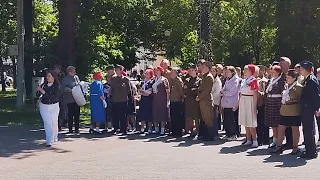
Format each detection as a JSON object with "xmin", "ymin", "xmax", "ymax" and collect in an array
[
  {"xmin": 169, "ymin": 67, "xmax": 185, "ymax": 137},
  {"xmin": 299, "ymin": 61, "xmax": 319, "ymax": 159},
  {"xmin": 279, "ymin": 57, "xmax": 294, "ymax": 149},
  {"xmin": 160, "ymin": 59, "xmax": 172, "ymax": 132},
  {"xmin": 110, "ymin": 65, "xmax": 131, "ymax": 135},
  {"xmin": 160, "ymin": 59, "xmax": 171, "ymax": 81},
  {"xmin": 105, "ymin": 65, "xmax": 115, "ymax": 130},
  {"xmin": 62, "ymin": 66, "xmax": 81, "ymax": 134}
]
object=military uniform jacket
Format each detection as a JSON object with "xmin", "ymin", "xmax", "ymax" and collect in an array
[
  {"xmin": 198, "ymin": 72, "xmax": 214, "ymax": 101},
  {"xmin": 110, "ymin": 76, "xmax": 131, "ymax": 102},
  {"xmin": 257, "ymin": 76, "xmax": 268, "ymax": 107},
  {"xmin": 300, "ymin": 74, "xmax": 320, "ymax": 112},
  {"xmin": 169, "ymin": 77, "xmax": 184, "ymax": 102},
  {"xmin": 280, "ymin": 83, "xmax": 303, "ymax": 116},
  {"xmin": 184, "ymin": 76, "xmax": 201, "ymax": 118}
]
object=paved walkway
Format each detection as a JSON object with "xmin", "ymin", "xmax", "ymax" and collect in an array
[{"xmin": 0, "ymin": 126, "xmax": 319, "ymax": 180}]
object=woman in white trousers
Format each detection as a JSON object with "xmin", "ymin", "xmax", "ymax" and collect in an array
[{"xmin": 37, "ymin": 70, "xmax": 61, "ymax": 147}]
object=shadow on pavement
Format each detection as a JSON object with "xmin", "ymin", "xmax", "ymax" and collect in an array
[
  {"xmin": 263, "ymin": 154, "xmax": 307, "ymax": 167},
  {"xmin": 0, "ymin": 126, "xmax": 113, "ymax": 159},
  {"xmin": 219, "ymin": 145, "xmax": 251, "ymax": 154},
  {"xmin": 246, "ymin": 148, "xmax": 271, "ymax": 156}
]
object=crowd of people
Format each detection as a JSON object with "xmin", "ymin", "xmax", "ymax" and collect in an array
[{"xmin": 36, "ymin": 57, "xmax": 320, "ymax": 159}]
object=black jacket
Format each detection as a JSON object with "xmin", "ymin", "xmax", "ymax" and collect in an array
[
  {"xmin": 37, "ymin": 83, "xmax": 61, "ymax": 105},
  {"xmin": 300, "ymin": 74, "xmax": 320, "ymax": 111}
]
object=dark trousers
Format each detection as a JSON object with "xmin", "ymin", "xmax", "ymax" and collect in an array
[
  {"xmin": 170, "ymin": 101, "xmax": 183, "ymax": 136},
  {"xmin": 285, "ymin": 127, "xmax": 293, "ymax": 147},
  {"xmin": 301, "ymin": 108, "xmax": 317, "ymax": 155},
  {"xmin": 223, "ymin": 108, "xmax": 236, "ymax": 137},
  {"xmin": 212, "ymin": 105, "xmax": 220, "ymax": 137},
  {"xmin": 198, "ymin": 120, "xmax": 207, "ymax": 137},
  {"xmin": 112, "ymin": 102, "xmax": 127, "ymax": 133},
  {"xmin": 67, "ymin": 102, "xmax": 80, "ymax": 132},
  {"xmin": 317, "ymin": 117, "xmax": 320, "ymax": 141},
  {"xmin": 257, "ymin": 106, "xmax": 269, "ymax": 144},
  {"xmin": 234, "ymin": 109, "xmax": 240, "ymax": 136}
]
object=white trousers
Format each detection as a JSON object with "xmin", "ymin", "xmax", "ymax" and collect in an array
[{"xmin": 39, "ymin": 102, "xmax": 60, "ymax": 145}]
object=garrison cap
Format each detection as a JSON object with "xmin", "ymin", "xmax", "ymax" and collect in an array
[{"xmin": 300, "ymin": 61, "xmax": 313, "ymax": 71}]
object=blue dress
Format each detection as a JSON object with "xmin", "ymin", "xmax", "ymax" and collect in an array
[
  {"xmin": 137, "ymin": 79, "xmax": 154, "ymax": 122},
  {"xmin": 90, "ymin": 80, "xmax": 106, "ymax": 123}
]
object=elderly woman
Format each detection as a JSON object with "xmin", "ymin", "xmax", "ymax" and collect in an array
[
  {"xmin": 221, "ymin": 66, "xmax": 240, "ymax": 140},
  {"xmin": 237, "ymin": 64, "xmax": 259, "ymax": 147},
  {"xmin": 89, "ymin": 72, "xmax": 107, "ymax": 134},
  {"xmin": 265, "ymin": 65, "xmax": 285, "ymax": 148},
  {"xmin": 152, "ymin": 66, "xmax": 170, "ymax": 135},
  {"xmin": 62, "ymin": 66, "xmax": 81, "ymax": 134},
  {"xmin": 271, "ymin": 70, "xmax": 302, "ymax": 154},
  {"xmin": 138, "ymin": 69, "xmax": 155, "ymax": 133}
]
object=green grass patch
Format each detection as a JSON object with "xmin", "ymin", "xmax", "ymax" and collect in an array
[
  {"xmin": 0, "ymin": 90, "xmax": 41, "ymax": 126},
  {"xmin": 0, "ymin": 90, "xmax": 91, "ymax": 126}
]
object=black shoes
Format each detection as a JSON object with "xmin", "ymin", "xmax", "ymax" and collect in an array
[
  {"xmin": 300, "ymin": 152, "xmax": 318, "ymax": 159},
  {"xmin": 270, "ymin": 146, "xmax": 284, "ymax": 154}
]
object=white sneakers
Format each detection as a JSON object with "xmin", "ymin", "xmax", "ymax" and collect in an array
[{"xmin": 251, "ymin": 141, "xmax": 259, "ymax": 148}]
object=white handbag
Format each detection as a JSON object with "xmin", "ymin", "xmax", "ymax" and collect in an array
[
  {"xmin": 71, "ymin": 75, "xmax": 86, "ymax": 106},
  {"xmin": 72, "ymin": 85, "xmax": 86, "ymax": 106}
]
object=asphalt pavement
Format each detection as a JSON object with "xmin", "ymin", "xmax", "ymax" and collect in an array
[{"xmin": 0, "ymin": 126, "xmax": 319, "ymax": 180}]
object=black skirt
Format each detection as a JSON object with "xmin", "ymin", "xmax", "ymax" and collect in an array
[{"xmin": 279, "ymin": 115, "xmax": 301, "ymax": 127}]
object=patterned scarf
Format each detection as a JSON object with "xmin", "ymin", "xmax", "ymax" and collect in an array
[
  {"xmin": 152, "ymin": 76, "xmax": 165, "ymax": 94},
  {"xmin": 266, "ymin": 75, "xmax": 282, "ymax": 93}
]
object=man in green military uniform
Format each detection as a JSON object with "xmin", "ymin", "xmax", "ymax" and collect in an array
[
  {"xmin": 196, "ymin": 61, "xmax": 214, "ymax": 141},
  {"xmin": 110, "ymin": 65, "xmax": 131, "ymax": 135}
]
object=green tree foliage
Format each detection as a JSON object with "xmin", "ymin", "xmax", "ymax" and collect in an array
[
  {"xmin": 211, "ymin": 0, "xmax": 276, "ymax": 66},
  {"xmin": 1, "ymin": 0, "xmax": 320, "ymax": 79},
  {"xmin": 275, "ymin": 0, "xmax": 320, "ymax": 65},
  {"xmin": 0, "ymin": 1, "xmax": 16, "ymax": 57},
  {"xmin": 32, "ymin": 0, "xmax": 58, "ymax": 73},
  {"xmin": 76, "ymin": 0, "xmax": 156, "ymax": 75}
]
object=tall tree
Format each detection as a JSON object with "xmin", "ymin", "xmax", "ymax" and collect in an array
[
  {"xmin": 24, "ymin": 0, "xmax": 33, "ymax": 96},
  {"xmin": 57, "ymin": 0, "xmax": 78, "ymax": 68}
]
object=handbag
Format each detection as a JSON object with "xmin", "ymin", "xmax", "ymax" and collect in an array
[
  {"xmin": 36, "ymin": 84, "xmax": 45, "ymax": 108},
  {"xmin": 71, "ymin": 75, "xmax": 86, "ymax": 106}
]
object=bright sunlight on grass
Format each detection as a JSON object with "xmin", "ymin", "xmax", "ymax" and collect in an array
[{"xmin": 0, "ymin": 90, "xmax": 91, "ymax": 126}]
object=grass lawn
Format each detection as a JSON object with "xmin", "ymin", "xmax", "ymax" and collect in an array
[{"xmin": 0, "ymin": 90, "xmax": 91, "ymax": 126}]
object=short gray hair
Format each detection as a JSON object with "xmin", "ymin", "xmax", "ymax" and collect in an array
[
  {"xmin": 280, "ymin": 57, "xmax": 291, "ymax": 66},
  {"xmin": 66, "ymin": 66, "xmax": 76, "ymax": 73}
]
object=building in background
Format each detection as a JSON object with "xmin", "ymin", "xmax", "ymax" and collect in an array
[{"xmin": 131, "ymin": 47, "xmax": 166, "ymax": 73}]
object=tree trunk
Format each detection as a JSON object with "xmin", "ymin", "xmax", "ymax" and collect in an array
[
  {"xmin": 0, "ymin": 60, "xmax": 5, "ymax": 92},
  {"xmin": 24, "ymin": 0, "xmax": 33, "ymax": 97},
  {"xmin": 57, "ymin": 0, "xmax": 79, "ymax": 69}
]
